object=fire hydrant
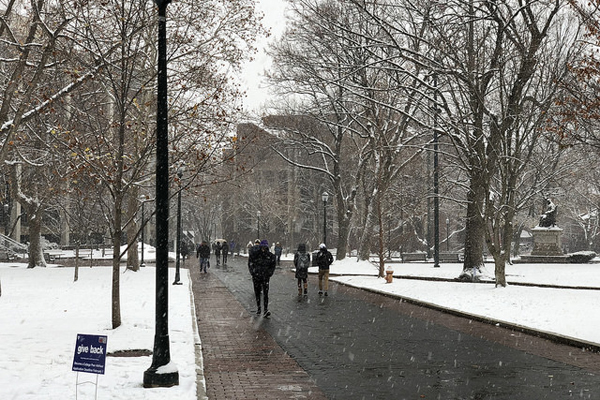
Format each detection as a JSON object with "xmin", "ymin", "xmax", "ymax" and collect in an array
[{"xmin": 385, "ymin": 267, "xmax": 394, "ymax": 283}]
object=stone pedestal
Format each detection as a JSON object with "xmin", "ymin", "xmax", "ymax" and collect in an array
[
  {"xmin": 520, "ymin": 227, "xmax": 567, "ymax": 263},
  {"xmin": 530, "ymin": 227, "xmax": 563, "ymax": 255}
]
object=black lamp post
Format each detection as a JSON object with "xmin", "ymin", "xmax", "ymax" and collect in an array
[
  {"xmin": 144, "ymin": 0, "xmax": 178, "ymax": 388},
  {"xmin": 257, "ymin": 210, "xmax": 261, "ymax": 239},
  {"xmin": 139, "ymin": 195, "xmax": 147, "ymax": 268},
  {"xmin": 3, "ymin": 203, "xmax": 8, "ymax": 236},
  {"xmin": 446, "ymin": 218, "xmax": 450, "ymax": 251},
  {"xmin": 173, "ymin": 166, "xmax": 184, "ymax": 285},
  {"xmin": 433, "ymin": 71, "xmax": 440, "ymax": 268},
  {"xmin": 322, "ymin": 191, "xmax": 329, "ymax": 245}
]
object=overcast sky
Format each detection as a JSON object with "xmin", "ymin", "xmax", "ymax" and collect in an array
[{"xmin": 239, "ymin": 0, "xmax": 288, "ymax": 112}]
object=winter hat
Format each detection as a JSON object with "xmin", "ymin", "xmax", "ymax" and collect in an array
[
  {"xmin": 260, "ymin": 239, "xmax": 269, "ymax": 247},
  {"xmin": 298, "ymin": 243, "xmax": 306, "ymax": 252},
  {"xmin": 319, "ymin": 243, "xmax": 326, "ymax": 249}
]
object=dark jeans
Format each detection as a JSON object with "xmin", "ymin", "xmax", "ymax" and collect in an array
[
  {"xmin": 252, "ymin": 277, "xmax": 270, "ymax": 312},
  {"xmin": 199, "ymin": 257, "xmax": 209, "ymax": 273}
]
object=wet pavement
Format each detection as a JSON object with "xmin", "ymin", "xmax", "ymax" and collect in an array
[{"xmin": 189, "ymin": 255, "xmax": 600, "ymax": 399}]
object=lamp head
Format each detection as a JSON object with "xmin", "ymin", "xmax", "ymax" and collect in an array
[
  {"xmin": 322, "ymin": 191, "xmax": 329, "ymax": 202},
  {"xmin": 154, "ymin": 0, "xmax": 172, "ymax": 7}
]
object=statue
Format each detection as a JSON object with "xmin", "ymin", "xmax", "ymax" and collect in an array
[{"xmin": 538, "ymin": 198, "xmax": 557, "ymax": 227}]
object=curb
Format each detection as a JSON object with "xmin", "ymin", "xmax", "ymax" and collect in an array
[{"xmin": 187, "ymin": 270, "xmax": 208, "ymax": 400}]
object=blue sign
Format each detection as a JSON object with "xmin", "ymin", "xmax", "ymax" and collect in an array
[{"xmin": 72, "ymin": 334, "xmax": 108, "ymax": 375}]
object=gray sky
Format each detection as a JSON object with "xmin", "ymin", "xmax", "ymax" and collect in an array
[{"xmin": 239, "ymin": 0, "xmax": 287, "ymax": 112}]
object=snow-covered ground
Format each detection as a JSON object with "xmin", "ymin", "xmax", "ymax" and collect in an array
[
  {"xmin": 0, "ymin": 260, "xmax": 198, "ymax": 400},
  {"xmin": 1, "ymin": 249, "xmax": 599, "ymax": 399}
]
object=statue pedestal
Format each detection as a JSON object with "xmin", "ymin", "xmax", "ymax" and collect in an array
[{"xmin": 520, "ymin": 227, "xmax": 567, "ymax": 263}]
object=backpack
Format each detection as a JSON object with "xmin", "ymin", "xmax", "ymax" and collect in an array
[{"xmin": 297, "ymin": 252, "xmax": 310, "ymax": 270}]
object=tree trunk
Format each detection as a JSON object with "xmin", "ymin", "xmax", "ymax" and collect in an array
[
  {"xmin": 111, "ymin": 195, "xmax": 123, "ymax": 329},
  {"xmin": 377, "ymin": 196, "xmax": 385, "ymax": 278},
  {"xmin": 126, "ymin": 192, "xmax": 140, "ymax": 271},
  {"xmin": 334, "ymin": 188, "xmax": 355, "ymax": 261},
  {"xmin": 462, "ymin": 180, "xmax": 486, "ymax": 270},
  {"xmin": 494, "ymin": 253, "xmax": 507, "ymax": 287},
  {"xmin": 358, "ymin": 195, "xmax": 375, "ymax": 261},
  {"xmin": 26, "ymin": 212, "xmax": 45, "ymax": 269},
  {"xmin": 336, "ymin": 214, "xmax": 351, "ymax": 261}
]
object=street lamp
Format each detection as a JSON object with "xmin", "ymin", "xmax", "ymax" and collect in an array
[
  {"xmin": 257, "ymin": 210, "xmax": 261, "ymax": 239},
  {"xmin": 144, "ymin": 0, "xmax": 179, "ymax": 389},
  {"xmin": 3, "ymin": 203, "xmax": 8, "ymax": 236},
  {"xmin": 433, "ymin": 70, "xmax": 440, "ymax": 268},
  {"xmin": 446, "ymin": 218, "xmax": 450, "ymax": 251},
  {"xmin": 139, "ymin": 195, "xmax": 148, "ymax": 268},
  {"xmin": 322, "ymin": 191, "xmax": 329, "ymax": 245},
  {"xmin": 173, "ymin": 166, "xmax": 184, "ymax": 285}
]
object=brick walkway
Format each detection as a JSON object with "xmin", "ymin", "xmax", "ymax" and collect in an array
[{"xmin": 188, "ymin": 263, "xmax": 328, "ymax": 399}]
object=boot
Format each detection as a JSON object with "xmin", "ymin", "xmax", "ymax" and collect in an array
[
  {"xmin": 298, "ymin": 287, "xmax": 302, "ymax": 296},
  {"xmin": 304, "ymin": 284, "xmax": 308, "ymax": 296}
]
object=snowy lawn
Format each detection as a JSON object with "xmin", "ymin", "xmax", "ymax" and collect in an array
[{"xmin": 0, "ymin": 264, "xmax": 199, "ymax": 400}]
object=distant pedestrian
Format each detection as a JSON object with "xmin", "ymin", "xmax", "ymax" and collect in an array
[
  {"xmin": 196, "ymin": 241, "xmax": 211, "ymax": 273},
  {"xmin": 214, "ymin": 241, "xmax": 222, "ymax": 266},
  {"xmin": 315, "ymin": 243, "xmax": 334, "ymax": 296},
  {"xmin": 180, "ymin": 241, "xmax": 190, "ymax": 263},
  {"xmin": 222, "ymin": 240, "xmax": 228, "ymax": 264},
  {"xmin": 274, "ymin": 242, "xmax": 283, "ymax": 266},
  {"xmin": 294, "ymin": 243, "xmax": 310, "ymax": 296},
  {"xmin": 248, "ymin": 239, "xmax": 276, "ymax": 317}
]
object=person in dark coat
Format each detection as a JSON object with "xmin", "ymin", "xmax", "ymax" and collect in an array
[
  {"xmin": 248, "ymin": 239, "xmax": 260, "ymax": 264},
  {"xmin": 222, "ymin": 240, "xmax": 228, "ymax": 265},
  {"xmin": 294, "ymin": 243, "xmax": 310, "ymax": 296},
  {"xmin": 274, "ymin": 242, "xmax": 283, "ymax": 266},
  {"xmin": 180, "ymin": 240, "xmax": 190, "ymax": 263},
  {"xmin": 196, "ymin": 241, "xmax": 211, "ymax": 273},
  {"xmin": 315, "ymin": 243, "xmax": 334, "ymax": 296},
  {"xmin": 214, "ymin": 241, "xmax": 222, "ymax": 266},
  {"xmin": 248, "ymin": 239, "xmax": 276, "ymax": 317}
]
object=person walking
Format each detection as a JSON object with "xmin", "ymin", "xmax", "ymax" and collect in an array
[
  {"xmin": 222, "ymin": 240, "xmax": 228, "ymax": 265},
  {"xmin": 294, "ymin": 243, "xmax": 310, "ymax": 296},
  {"xmin": 315, "ymin": 243, "xmax": 334, "ymax": 296},
  {"xmin": 274, "ymin": 242, "xmax": 283, "ymax": 266},
  {"xmin": 214, "ymin": 241, "xmax": 222, "ymax": 266},
  {"xmin": 196, "ymin": 240, "xmax": 211, "ymax": 273},
  {"xmin": 180, "ymin": 240, "xmax": 190, "ymax": 265},
  {"xmin": 248, "ymin": 239, "xmax": 276, "ymax": 317}
]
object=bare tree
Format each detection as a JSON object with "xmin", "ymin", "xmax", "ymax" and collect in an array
[
  {"xmin": 392, "ymin": 0, "xmax": 571, "ymax": 284},
  {"xmin": 266, "ymin": 0, "xmax": 432, "ymax": 268}
]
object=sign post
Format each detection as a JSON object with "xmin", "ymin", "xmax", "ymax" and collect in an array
[{"xmin": 72, "ymin": 334, "xmax": 108, "ymax": 400}]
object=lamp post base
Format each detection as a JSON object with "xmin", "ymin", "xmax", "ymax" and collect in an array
[
  {"xmin": 172, "ymin": 281, "xmax": 183, "ymax": 285},
  {"xmin": 143, "ymin": 369, "xmax": 179, "ymax": 388}
]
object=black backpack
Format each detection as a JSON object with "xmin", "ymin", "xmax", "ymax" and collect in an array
[{"xmin": 297, "ymin": 252, "xmax": 310, "ymax": 270}]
